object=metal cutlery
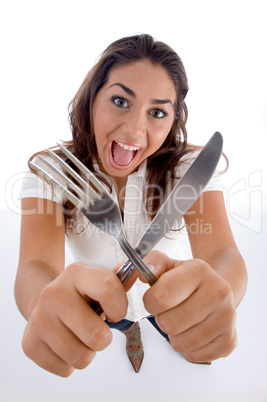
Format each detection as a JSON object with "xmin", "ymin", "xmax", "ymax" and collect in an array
[{"xmin": 31, "ymin": 131, "xmax": 223, "ymax": 315}]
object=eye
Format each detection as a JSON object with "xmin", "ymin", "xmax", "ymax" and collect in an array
[
  {"xmin": 111, "ymin": 96, "xmax": 129, "ymax": 108},
  {"xmin": 149, "ymin": 108, "xmax": 167, "ymax": 119}
]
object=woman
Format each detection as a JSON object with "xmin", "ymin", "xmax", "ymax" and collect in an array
[{"xmin": 15, "ymin": 34, "xmax": 247, "ymax": 376}]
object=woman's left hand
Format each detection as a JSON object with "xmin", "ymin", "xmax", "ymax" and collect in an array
[{"xmin": 142, "ymin": 251, "xmax": 238, "ymax": 364}]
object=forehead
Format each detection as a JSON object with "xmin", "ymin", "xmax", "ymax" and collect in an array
[{"xmin": 106, "ymin": 60, "xmax": 176, "ymax": 98}]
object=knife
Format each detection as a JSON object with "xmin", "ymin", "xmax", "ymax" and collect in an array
[{"xmin": 116, "ymin": 131, "xmax": 223, "ymax": 283}]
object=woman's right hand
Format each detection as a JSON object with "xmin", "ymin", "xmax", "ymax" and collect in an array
[{"xmin": 21, "ymin": 262, "xmax": 128, "ymax": 377}]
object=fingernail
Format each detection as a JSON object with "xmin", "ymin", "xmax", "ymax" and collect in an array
[
  {"xmin": 195, "ymin": 361, "xmax": 212, "ymax": 365},
  {"xmin": 147, "ymin": 264, "xmax": 157, "ymax": 273}
]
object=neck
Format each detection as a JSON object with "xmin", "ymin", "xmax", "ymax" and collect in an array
[{"xmin": 110, "ymin": 176, "xmax": 127, "ymax": 219}]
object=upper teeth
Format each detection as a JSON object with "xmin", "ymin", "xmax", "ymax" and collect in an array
[{"xmin": 116, "ymin": 141, "xmax": 140, "ymax": 151}]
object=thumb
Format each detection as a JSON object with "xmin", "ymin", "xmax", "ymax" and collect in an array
[{"xmin": 142, "ymin": 250, "xmax": 183, "ymax": 282}]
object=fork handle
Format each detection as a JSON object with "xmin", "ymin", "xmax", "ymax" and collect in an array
[
  {"xmin": 117, "ymin": 239, "xmax": 158, "ymax": 286},
  {"xmin": 116, "ymin": 259, "xmax": 136, "ymax": 283}
]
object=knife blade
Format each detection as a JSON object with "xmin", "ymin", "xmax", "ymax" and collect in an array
[{"xmin": 116, "ymin": 131, "xmax": 223, "ymax": 283}]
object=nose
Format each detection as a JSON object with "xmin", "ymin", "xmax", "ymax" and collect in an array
[{"xmin": 123, "ymin": 109, "xmax": 146, "ymax": 139}]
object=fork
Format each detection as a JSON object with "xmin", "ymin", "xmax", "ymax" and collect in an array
[{"xmin": 31, "ymin": 143, "xmax": 158, "ymax": 292}]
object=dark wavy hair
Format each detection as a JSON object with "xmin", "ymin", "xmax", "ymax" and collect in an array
[{"xmin": 30, "ymin": 34, "xmax": 192, "ymax": 227}]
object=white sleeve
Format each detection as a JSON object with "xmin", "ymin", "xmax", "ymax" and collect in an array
[{"xmin": 19, "ymin": 156, "xmax": 67, "ymax": 205}]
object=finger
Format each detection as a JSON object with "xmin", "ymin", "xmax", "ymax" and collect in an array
[
  {"xmin": 23, "ymin": 293, "xmax": 100, "ymax": 372},
  {"xmin": 168, "ymin": 308, "xmax": 233, "ymax": 350},
  {"xmin": 143, "ymin": 259, "xmax": 207, "ymax": 316},
  {"xmin": 154, "ymin": 273, "xmax": 228, "ymax": 335},
  {"xmin": 154, "ymin": 290, "xmax": 211, "ymax": 336},
  {"xmin": 64, "ymin": 263, "xmax": 128, "ymax": 323},
  {"xmin": 43, "ymin": 273, "xmax": 114, "ymax": 350},
  {"xmin": 22, "ymin": 326, "xmax": 75, "ymax": 377},
  {"xmin": 156, "ymin": 265, "xmax": 235, "ymax": 336},
  {"xmin": 47, "ymin": 319, "xmax": 98, "ymax": 369},
  {"xmin": 178, "ymin": 327, "xmax": 238, "ymax": 363},
  {"xmin": 121, "ymin": 269, "xmax": 139, "ymax": 292},
  {"xmin": 168, "ymin": 305, "xmax": 237, "ymax": 362},
  {"xmin": 58, "ymin": 296, "xmax": 113, "ymax": 351},
  {"xmin": 143, "ymin": 250, "xmax": 180, "ymax": 277},
  {"xmin": 29, "ymin": 307, "xmax": 98, "ymax": 367}
]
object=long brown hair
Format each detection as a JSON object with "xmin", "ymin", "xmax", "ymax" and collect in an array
[{"xmin": 30, "ymin": 34, "xmax": 192, "ymax": 227}]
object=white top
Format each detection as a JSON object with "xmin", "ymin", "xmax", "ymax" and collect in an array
[{"xmin": 19, "ymin": 152, "xmax": 223, "ymax": 321}]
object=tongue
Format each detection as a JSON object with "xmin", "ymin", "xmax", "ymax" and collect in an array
[{"xmin": 112, "ymin": 142, "xmax": 135, "ymax": 166}]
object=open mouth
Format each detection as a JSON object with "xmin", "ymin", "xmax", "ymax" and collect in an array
[{"xmin": 111, "ymin": 141, "xmax": 141, "ymax": 168}]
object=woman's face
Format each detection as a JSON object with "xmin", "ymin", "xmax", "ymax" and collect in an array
[{"xmin": 92, "ymin": 59, "xmax": 176, "ymax": 181}]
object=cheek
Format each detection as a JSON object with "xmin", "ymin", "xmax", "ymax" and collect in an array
[
  {"xmin": 150, "ymin": 126, "xmax": 171, "ymax": 149},
  {"xmin": 92, "ymin": 99, "xmax": 108, "ymax": 137},
  {"xmin": 93, "ymin": 109, "xmax": 118, "ymax": 139}
]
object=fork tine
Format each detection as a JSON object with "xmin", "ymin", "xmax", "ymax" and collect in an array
[
  {"xmin": 37, "ymin": 155, "xmax": 96, "ymax": 205},
  {"xmin": 46, "ymin": 149, "xmax": 99, "ymax": 200},
  {"xmin": 30, "ymin": 161, "xmax": 85, "ymax": 211},
  {"xmin": 56, "ymin": 142, "xmax": 107, "ymax": 195}
]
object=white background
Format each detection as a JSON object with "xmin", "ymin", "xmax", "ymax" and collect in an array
[{"xmin": 1, "ymin": 0, "xmax": 267, "ymax": 401}]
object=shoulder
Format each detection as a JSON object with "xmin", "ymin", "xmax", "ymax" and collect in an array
[
  {"xmin": 174, "ymin": 147, "xmax": 225, "ymax": 193},
  {"xmin": 172, "ymin": 146, "xmax": 203, "ymax": 180},
  {"xmin": 19, "ymin": 154, "xmax": 68, "ymax": 205}
]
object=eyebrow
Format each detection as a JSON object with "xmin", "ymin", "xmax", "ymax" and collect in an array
[
  {"xmin": 151, "ymin": 98, "xmax": 173, "ymax": 105},
  {"xmin": 108, "ymin": 83, "xmax": 136, "ymax": 98},
  {"xmin": 108, "ymin": 82, "xmax": 173, "ymax": 106}
]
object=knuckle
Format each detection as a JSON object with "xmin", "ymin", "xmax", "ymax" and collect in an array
[
  {"xmin": 182, "ymin": 351, "xmax": 198, "ymax": 363},
  {"xmin": 156, "ymin": 313, "xmax": 176, "ymax": 335},
  {"xmin": 194, "ymin": 259, "xmax": 210, "ymax": 276},
  {"xmin": 225, "ymin": 306, "xmax": 237, "ymax": 326},
  {"xmin": 87, "ymin": 325, "xmax": 113, "ymax": 351},
  {"xmin": 183, "ymin": 336, "xmax": 198, "ymax": 352},
  {"xmin": 217, "ymin": 282, "xmax": 232, "ymax": 303},
  {"xmin": 26, "ymin": 306, "xmax": 48, "ymax": 335},
  {"xmin": 179, "ymin": 336, "xmax": 194, "ymax": 352},
  {"xmin": 169, "ymin": 334, "xmax": 188, "ymax": 353},
  {"xmin": 65, "ymin": 262, "xmax": 87, "ymax": 282},
  {"xmin": 183, "ymin": 345, "xmax": 214, "ymax": 364},
  {"xmin": 57, "ymin": 366, "xmax": 75, "ymax": 378},
  {"xmin": 71, "ymin": 350, "xmax": 96, "ymax": 370},
  {"xmin": 21, "ymin": 332, "xmax": 75, "ymax": 378},
  {"xmin": 152, "ymin": 285, "xmax": 173, "ymax": 312},
  {"xmin": 21, "ymin": 334, "xmax": 32, "ymax": 358},
  {"xmin": 218, "ymin": 304, "xmax": 237, "ymax": 334},
  {"xmin": 231, "ymin": 331, "xmax": 238, "ymax": 350},
  {"xmin": 39, "ymin": 283, "xmax": 58, "ymax": 306},
  {"xmin": 100, "ymin": 271, "xmax": 119, "ymax": 299},
  {"xmin": 65, "ymin": 262, "xmax": 80, "ymax": 274},
  {"xmin": 107, "ymin": 305, "xmax": 128, "ymax": 323},
  {"xmin": 222, "ymin": 329, "xmax": 238, "ymax": 357},
  {"xmin": 63, "ymin": 263, "xmax": 78, "ymax": 280}
]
